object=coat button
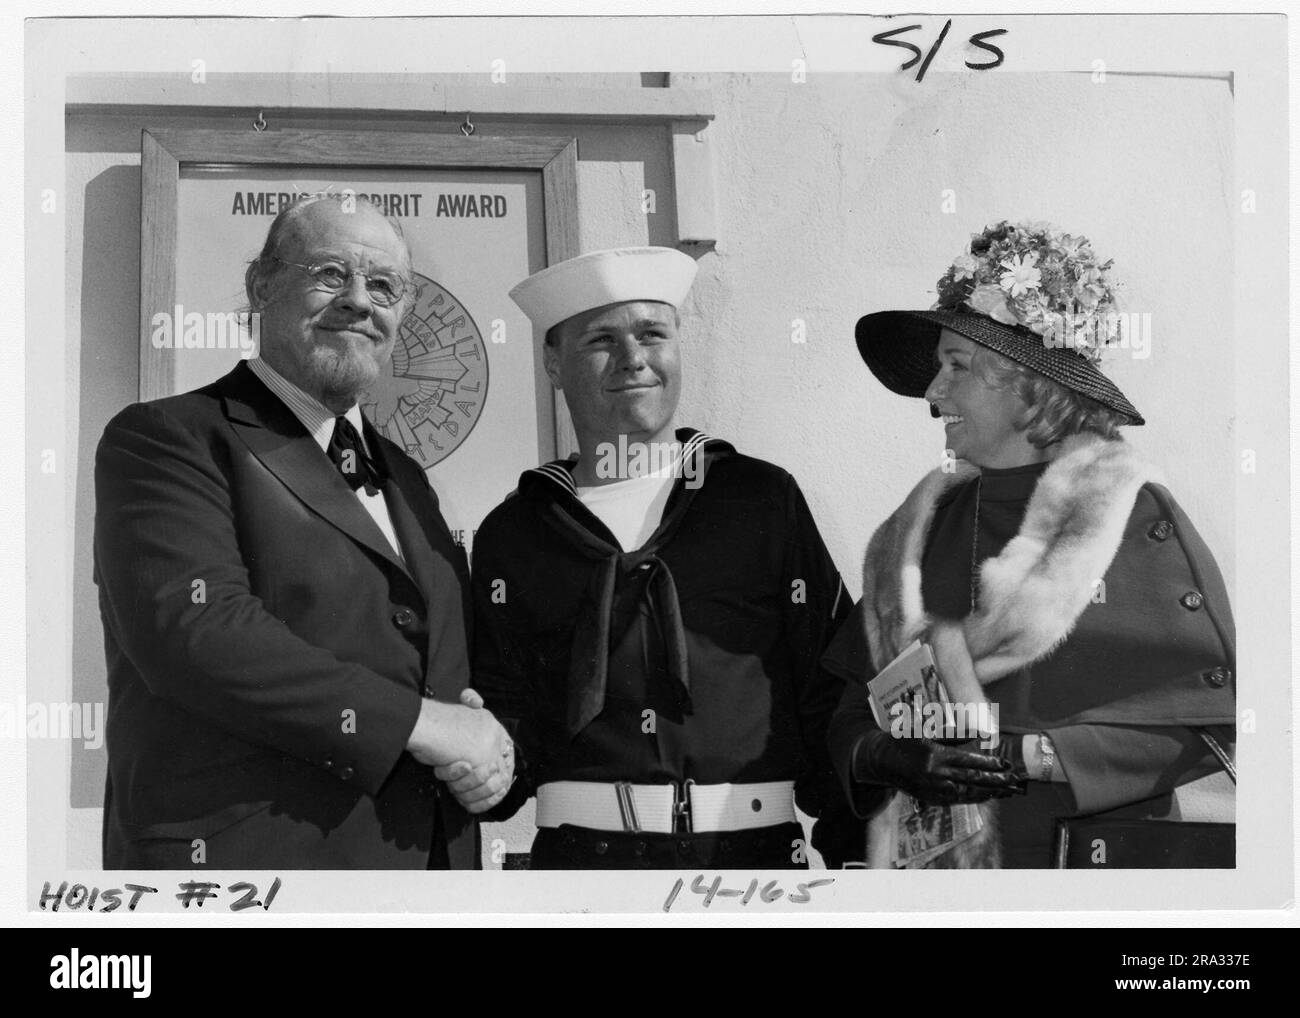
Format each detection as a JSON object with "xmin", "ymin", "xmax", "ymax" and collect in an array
[
  {"xmin": 392, "ymin": 607, "xmax": 416, "ymax": 627},
  {"xmin": 594, "ymin": 840, "xmax": 609, "ymax": 855},
  {"xmin": 1149, "ymin": 520, "xmax": 1174, "ymax": 541},
  {"xmin": 423, "ymin": 684, "xmax": 436, "ymax": 697},
  {"xmin": 633, "ymin": 841, "xmax": 647, "ymax": 857},
  {"xmin": 1180, "ymin": 591, "xmax": 1204, "ymax": 611},
  {"xmin": 1204, "ymin": 666, "xmax": 1231, "ymax": 688},
  {"xmin": 677, "ymin": 839, "xmax": 692, "ymax": 854},
  {"xmin": 338, "ymin": 764, "xmax": 354, "ymax": 780}
]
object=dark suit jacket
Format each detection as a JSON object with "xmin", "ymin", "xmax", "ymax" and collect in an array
[{"xmin": 94, "ymin": 361, "xmax": 476, "ymax": 869}]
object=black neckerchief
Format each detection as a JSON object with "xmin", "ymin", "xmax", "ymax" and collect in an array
[{"xmin": 518, "ymin": 428, "xmax": 735, "ymax": 736}]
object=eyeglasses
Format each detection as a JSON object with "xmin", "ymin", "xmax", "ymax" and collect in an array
[{"xmin": 275, "ymin": 258, "xmax": 412, "ymax": 308}]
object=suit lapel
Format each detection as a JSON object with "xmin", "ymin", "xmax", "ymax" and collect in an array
[
  {"xmin": 219, "ymin": 363, "xmax": 415, "ymax": 583},
  {"xmin": 373, "ymin": 436, "xmax": 466, "ymax": 584},
  {"xmin": 384, "ymin": 486, "xmax": 437, "ymax": 597},
  {"xmin": 372, "ymin": 439, "xmax": 442, "ymax": 609}
]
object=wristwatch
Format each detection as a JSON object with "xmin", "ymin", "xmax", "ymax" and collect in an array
[{"xmin": 1037, "ymin": 733, "xmax": 1056, "ymax": 782}]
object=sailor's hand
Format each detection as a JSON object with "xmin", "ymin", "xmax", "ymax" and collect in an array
[{"xmin": 434, "ymin": 735, "xmax": 515, "ymax": 814}]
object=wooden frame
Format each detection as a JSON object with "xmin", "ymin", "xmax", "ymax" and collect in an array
[
  {"xmin": 138, "ymin": 127, "xmax": 580, "ymax": 447},
  {"xmin": 84, "ymin": 76, "xmax": 716, "ymax": 249}
]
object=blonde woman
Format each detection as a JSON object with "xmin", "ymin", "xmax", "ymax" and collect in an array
[{"xmin": 824, "ymin": 221, "xmax": 1236, "ymax": 868}]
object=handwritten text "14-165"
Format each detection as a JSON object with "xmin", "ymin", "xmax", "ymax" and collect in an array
[{"xmin": 663, "ymin": 875, "xmax": 834, "ymax": 912}]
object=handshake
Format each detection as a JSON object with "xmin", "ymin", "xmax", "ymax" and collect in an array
[{"xmin": 405, "ymin": 689, "xmax": 515, "ymax": 814}]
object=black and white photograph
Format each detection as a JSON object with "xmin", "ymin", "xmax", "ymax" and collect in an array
[{"xmin": 8, "ymin": 4, "xmax": 1293, "ymax": 928}]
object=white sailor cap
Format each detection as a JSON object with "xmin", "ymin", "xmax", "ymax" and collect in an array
[{"xmin": 508, "ymin": 246, "xmax": 698, "ymax": 337}]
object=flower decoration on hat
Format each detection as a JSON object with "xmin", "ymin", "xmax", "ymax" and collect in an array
[{"xmin": 933, "ymin": 220, "xmax": 1123, "ymax": 365}]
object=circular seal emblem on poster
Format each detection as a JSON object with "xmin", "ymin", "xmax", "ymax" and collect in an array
[{"xmin": 360, "ymin": 272, "xmax": 488, "ymax": 469}]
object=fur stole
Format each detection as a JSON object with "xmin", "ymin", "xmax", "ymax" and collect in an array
[{"xmin": 860, "ymin": 434, "xmax": 1160, "ymax": 868}]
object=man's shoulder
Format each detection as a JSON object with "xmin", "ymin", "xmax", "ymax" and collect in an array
[
  {"xmin": 707, "ymin": 446, "xmax": 793, "ymax": 485},
  {"xmin": 694, "ymin": 437, "xmax": 797, "ymax": 497},
  {"xmin": 477, "ymin": 455, "xmax": 580, "ymax": 529},
  {"xmin": 102, "ymin": 365, "xmax": 249, "ymax": 438},
  {"xmin": 475, "ymin": 487, "xmax": 532, "ymax": 542}
]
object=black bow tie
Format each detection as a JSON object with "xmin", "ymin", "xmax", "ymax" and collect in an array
[{"xmin": 328, "ymin": 416, "xmax": 386, "ymax": 496}]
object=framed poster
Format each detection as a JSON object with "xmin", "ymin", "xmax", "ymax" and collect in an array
[{"xmin": 138, "ymin": 127, "xmax": 579, "ymax": 542}]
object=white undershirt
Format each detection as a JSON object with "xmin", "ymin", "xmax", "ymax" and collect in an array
[{"xmin": 576, "ymin": 460, "xmax": 679, "ymax": 552}]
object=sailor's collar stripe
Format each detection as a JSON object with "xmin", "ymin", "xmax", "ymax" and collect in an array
[
  {"xmin": 680, "ymin": 430, "xmax": 713, "ymax": 465},
  {"xmin": 524, "ymin": 430, "xmax": 724, "ymax": 495},
  {"xmin": 533, "ymin": 461, "xmax": 579, "ymax": 495}
]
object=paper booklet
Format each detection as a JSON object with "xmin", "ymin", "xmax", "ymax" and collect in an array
[
  {"xmin": 866, "ymin": 639, "xmax": 959, "ymax": 738},
  {"xmin": 866, "ymin": 639, "xmax": 985, "ymax": 869}
]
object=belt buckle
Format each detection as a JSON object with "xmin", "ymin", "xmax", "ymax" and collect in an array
[
  {"xmin": 614, "ymin": 781, "xmax": 641, "ymax": 833},
  {"xmin": 672, "ymin": 779, "xmax": 695, "ymax": 834}
]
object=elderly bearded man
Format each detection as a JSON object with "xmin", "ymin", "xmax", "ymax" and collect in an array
[
  {"xmin": 95, "ymin": 194, "xmax": 512, "ymax": 869},
  {"xmin": 471, "ymin": 247, "xmax": 861, "ymax": 869}
]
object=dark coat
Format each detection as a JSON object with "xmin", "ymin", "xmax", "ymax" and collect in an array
[
  {"xmin": 471, "ymin": 430, "xmax": 863, "ymax": 867},
  {"xmin": 825, "ymin": 434, "xmax": 1235, "ymax": 867},
  {"xmin": 94, "ymin": 362, "xmax": 475, "ymax": 869}
]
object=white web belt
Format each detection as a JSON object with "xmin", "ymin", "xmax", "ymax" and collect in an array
[{"xmin": 535, "ymin": 780, "xmax": 796, "ymax": 834}]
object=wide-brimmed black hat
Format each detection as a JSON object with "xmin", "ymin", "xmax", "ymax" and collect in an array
[{"xmin": 855, "ymin": 307, "xmax": 1145, "ymax": 425}]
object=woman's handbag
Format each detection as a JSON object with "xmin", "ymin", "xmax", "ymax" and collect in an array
[{"xmin": 1052, "ymin": 728, "xmax": 1235, "ymax": 868}]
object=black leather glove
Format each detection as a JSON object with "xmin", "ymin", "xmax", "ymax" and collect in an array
[
  {"xmin": 852, "ymin": 728, "xmax": 1028, "ymax": 806},
  {"xmin": 993, "ymin": 733, "xmax": 1032, "ymax": 784}
]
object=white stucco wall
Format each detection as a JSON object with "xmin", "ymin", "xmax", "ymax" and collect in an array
[{"xmin": 670, "ymin": 72, "xmax": 1234, "ymax": 601}]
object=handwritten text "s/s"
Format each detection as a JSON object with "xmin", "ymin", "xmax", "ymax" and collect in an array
[{"xmin": 873, "ymin": 21, "xmax": 1007, "ymax": 83}]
